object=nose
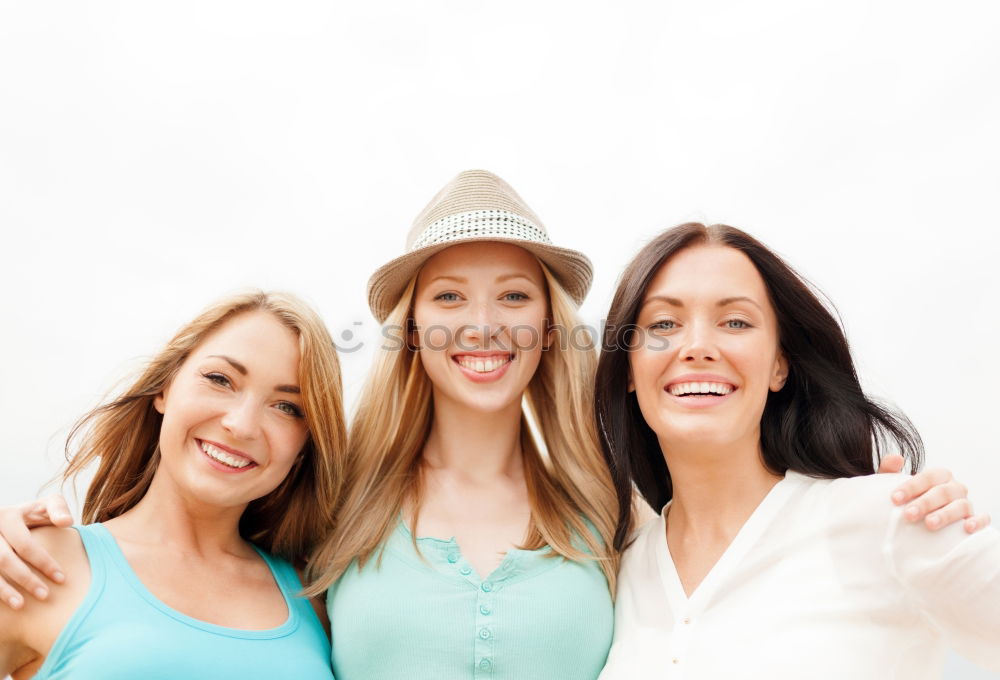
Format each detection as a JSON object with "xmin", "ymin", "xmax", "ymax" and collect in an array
[
  {"xmin": 220, "ymin": 395, "xmax": 262, "ymax": 441},
  {"xmin": 678, "ymin": 320, "xmax": 719, "ymax": 363},
  {"xmin": 457, "ymin": 301, "xmax": 501, "ymax": 350}
]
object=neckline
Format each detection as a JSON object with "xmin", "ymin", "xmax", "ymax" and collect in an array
[
  {"xmin": 92, "ymin": 522, "xmax": 299, "ymax": 639},
  {"xmin": 394, "ymin": 519, "xmax": 553, "ymax": 583},
  {"xmin": 654, "ymin": 471, "xmax": 801, "ymax": 612}
]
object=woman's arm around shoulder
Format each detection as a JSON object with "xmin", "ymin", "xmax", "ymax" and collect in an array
[{"xmin": 0, "ymin": 526, "xmax": 89, "ymax": 679}]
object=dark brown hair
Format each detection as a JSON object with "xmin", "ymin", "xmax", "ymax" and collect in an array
[{"xmin": 595, "ymin": 223, "xmax": 924, "ymax": 550}]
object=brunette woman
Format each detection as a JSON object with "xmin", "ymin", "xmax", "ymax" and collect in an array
[{"xmin": 595, "ymin": 224, "xmax": 1000, "ymax": 678}]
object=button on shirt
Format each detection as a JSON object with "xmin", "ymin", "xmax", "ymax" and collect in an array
[
  {"xmin": 329, "ymin": 521, "xmax": 613, "ymax": 680},
  {"xmin": 600, "ymin": 472, "xmax": 1000, "ymax": 679}
]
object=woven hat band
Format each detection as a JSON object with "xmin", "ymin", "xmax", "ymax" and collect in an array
[{"xmin": 410, "ymin": 209, "xmax": 552, "ymax": 251}]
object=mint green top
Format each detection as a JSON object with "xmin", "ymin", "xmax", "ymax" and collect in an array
[
  {"xmin": 327, "ymin": 521, "xmax": 613, "ymax": 680},
  {"xmin": 34, "ymin": 523, "xmax": 333, "ymax": 680}
]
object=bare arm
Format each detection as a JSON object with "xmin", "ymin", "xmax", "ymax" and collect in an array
[{"xmin": 0, "ymin": 496, "xmax": 73, "ymax": 609}]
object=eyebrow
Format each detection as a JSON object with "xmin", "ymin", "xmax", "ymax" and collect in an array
[
  {"xmin": 426, "ymin": 273, "xmax": 537, "ymax": 286},
  {"xmin": 717, "ymin": 296, "xmax": 763, "ymax": 311},
  {"xmin": 640, "ymin": 295, "xmax": 763, "ymax": 311},
  {"xmin": 207, "ymin": 355, "xmax": 301, "ymax": 394},
  {"xmin": 209, "ymin": 355, "xmax": 247, "ymax": 374}
]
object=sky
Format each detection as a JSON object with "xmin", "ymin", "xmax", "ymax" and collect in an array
[{"xmin": 1, "ymin": 2, "xmax": 998, "ymax": 675}]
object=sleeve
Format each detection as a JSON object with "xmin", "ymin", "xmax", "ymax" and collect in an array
[{"xmin": 884, "ymin": 507, "xmax": 1000, "ymax": 670}]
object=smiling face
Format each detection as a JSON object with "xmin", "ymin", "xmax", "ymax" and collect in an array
[
  {"xmin": 413, "ymin": 242, "xmax": 549, "ymax": 415},
  {"xmin": 152, "ymin": 311, "xmax": 310, "ymax": 509},
  {"xmin": 629, "ymin": 244, "xmax": 788, "ymax": 453}
]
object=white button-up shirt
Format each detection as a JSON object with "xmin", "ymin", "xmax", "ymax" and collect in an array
[{"xmin": 600, "ymin": 471, "xmax": 1000, "ymax": 679}]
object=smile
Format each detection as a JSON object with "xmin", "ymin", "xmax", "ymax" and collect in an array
[
  {"xmin": 667, "ymin": 381, "xmax": 735, "ymax": 397},
  {"xmin": 199, "ymin": 439, "xmax": 257, "ymax": 471},
  {"xmin": 452, "ymin": 353, "xmax": 515, "ymax": 383},
  {"xmin": 455, "ymin": 355, "xmax": 512, "ymax": 373}
]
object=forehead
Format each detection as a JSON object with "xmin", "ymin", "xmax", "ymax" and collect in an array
[
  {"xmin": 417, "ymin": 242, "xmax": 545, "ymax": 285},
  {"xmin": 644, "ymin": 245, "xmax": 771, "ymax": 305},
  {"xmin": 190, "ymin": 311, "xmax": 301, "ymax": 375}
]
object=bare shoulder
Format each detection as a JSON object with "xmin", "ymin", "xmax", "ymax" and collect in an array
[
  {"xmin": 29, "ymin": 526, "xmax": 88, "ymax": 567},
  {"xmin": 0, "ymin": 528, "xmax": 89, "ymax": 677},
  {"xmin": 18, "ymin": 527, "xmax": 91, "ymax": 629}
]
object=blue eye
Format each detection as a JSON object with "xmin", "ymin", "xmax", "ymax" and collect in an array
[
  {"xmin": 725, "ymin": 319, "xmax": 752, "ymax": 329},
  {"xmin": 202, "ymin": 372, "xmax": 232, "ymax": 388},
  {"xmin": 650, "ymin": 320, "xmax": 676, "ymax": 330},
  {"xmin": 276, "ymin": 402, "xmax": 304, "ymax": 418},
  {"xmin": 502, "ymin": 292, "xmax": 529, "ymax": 302},
  {"xmin": 435, "ymin": 292, "xmax": 461, "ymax": 302}
]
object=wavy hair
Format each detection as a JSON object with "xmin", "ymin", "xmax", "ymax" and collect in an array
[{"xmin": 63, "ymin": 291, "xmax": 347, "ymax": 561}]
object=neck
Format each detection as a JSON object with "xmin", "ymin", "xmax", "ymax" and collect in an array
[
  {"xmin": 106, "ymin": 468, "xmax": 252, "ymax": 558},
  {"xmin": 422, "ymin": 389, "xmax": 525, "ymax": 481},
  {"xmin": 660, "ymin": 434, "xmax": 783, "ymax": 543}
]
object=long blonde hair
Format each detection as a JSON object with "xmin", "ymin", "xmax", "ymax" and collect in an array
[
  {"xmin": 306, "ymin": 263, "xmax": 619, "ymax": 594},
  {"xmin": 63, "ymin": 291, "xmax": 347, "ymax": 562}
]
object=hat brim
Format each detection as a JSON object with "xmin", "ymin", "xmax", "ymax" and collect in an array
[{"xmin": 366, "ymin": 236, "xmax": 593, "ymax": 323}]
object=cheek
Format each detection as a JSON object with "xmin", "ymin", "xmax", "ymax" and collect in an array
[
  {"xmin": 270, "ymin": 422, "xmax": 310, "ymax": 467},
  {"xmin": 420, "ymin": 324, "xmax": 451, "ymax": 352},
  {"xmin": 510, "ymin": 323, "xmax": 543, "ymax": 353}
]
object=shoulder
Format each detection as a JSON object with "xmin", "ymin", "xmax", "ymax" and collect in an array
[
  {"xmin": 29, "ymin": 526, "xmax": 88, "ymax": 567},
  {"xmin": 0, "ymin": 527, "xmax": 90, "ymax": 674},
  {"xmin": 787, "ymin": 470, "xmax": 905, "ymax": 522},
  {"xmin": 617, "ymin": 513, "xmax": 663, "ymax": 579}
]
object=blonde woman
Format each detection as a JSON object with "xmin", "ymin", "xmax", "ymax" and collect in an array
[
  {"xmin": 301, "ymin": 170, "xmax": 618, "ymax": 680},
  {"xmin": 0, "ymin": 292, "xmax": 343, "ymax": 679}
]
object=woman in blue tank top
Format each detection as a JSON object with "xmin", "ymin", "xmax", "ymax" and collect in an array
[{"xmin": 0, "ymin": 291, "xmax": 342, "ymax": 679}]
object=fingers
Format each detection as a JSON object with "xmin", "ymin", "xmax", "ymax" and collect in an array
[
  {"xmin": 964, "ymin": 513, "xmax": 992, "ymax": 534},
  {"xmin": 22, "ymin": 494, "xmax": 73, "ymax": 529},
  {"xmin": 0, "ymin": 503, "xmax": 67, "ymax": 592},
  {"xmin": 921, "ymin": 498, "xmax": 973, "ymax": 530},
  {"xmin": 891, "ymin": 466, "xmax": 953, "ymax": 506},
  {"xmin": 0, "ymin": 573, "xmax": 25, "ymax": 610},
  {"xmin": 877, "ymin": 454, "xmax": 905, "ymax": 474},
  {"xmin": 0, "ymin": 540, "xmax": 48, "ymax": 609}
]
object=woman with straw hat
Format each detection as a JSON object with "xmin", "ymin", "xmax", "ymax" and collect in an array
[{"xmin": 305, "ymin": 169, "xmax": 619, "ymax": 679}]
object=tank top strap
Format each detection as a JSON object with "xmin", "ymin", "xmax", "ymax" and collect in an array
[{"xmin": 252, "ymin": 546, "xmax": 314, "ymax": 616}]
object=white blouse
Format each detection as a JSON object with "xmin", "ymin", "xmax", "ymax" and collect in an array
[{"xmin": 600, "ymin": 471, "xmax": 1000, "ymax": 679}]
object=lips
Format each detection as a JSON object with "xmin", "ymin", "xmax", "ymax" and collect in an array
[
  {"xmin": 452, "ymin": 352, "xmax": 515, "ymax": 383},
  {"xmin": 664, "ymin": 374, "xmax": 738, "ymax": 407},
  {"xmin": 197, "ymin": 439, "xmax": 258, "ymax": 472}
]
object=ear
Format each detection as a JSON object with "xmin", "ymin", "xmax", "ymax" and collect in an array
[
  {"xmin": 769, "ymin": 351, "xmax": 789, "ymax": 392},
  {"xmin": 153, "ymin": 392, "xmax": 166, "ymax": 414},
  {"xmin": 627, "ymin": 367, "xmax": 636, "ymax": 393}
]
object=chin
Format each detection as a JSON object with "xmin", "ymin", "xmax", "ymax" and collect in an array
[{"xmin": 660, "ymin": 421, "xmax": 741, "ymax": 449}]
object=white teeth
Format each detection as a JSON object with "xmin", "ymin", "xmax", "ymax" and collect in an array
[
  {"xmin": 200, "ymin": 441, "xmax": 252, "ymax": 469},
  {"xmin": 668, "ymin": 382, "xmax": 734, "ymax": 397},
  {"xmin": 457, "ymin": 356, "xmax": 510, "ymax": 373}
]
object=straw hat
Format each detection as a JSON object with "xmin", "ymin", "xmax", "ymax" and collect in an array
[{"xmin": 366, "ymin": 169, "xmax": 593, "ymax": 322}]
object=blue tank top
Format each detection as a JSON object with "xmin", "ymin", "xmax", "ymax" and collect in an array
[{"xmin": 33, "ymin": 523, "xmax": 333, "ymax": 680}]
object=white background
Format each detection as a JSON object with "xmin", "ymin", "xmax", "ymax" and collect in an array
[{"xmin": 1, "ymin": 2, "xmax": 998, "ymax": 677}]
